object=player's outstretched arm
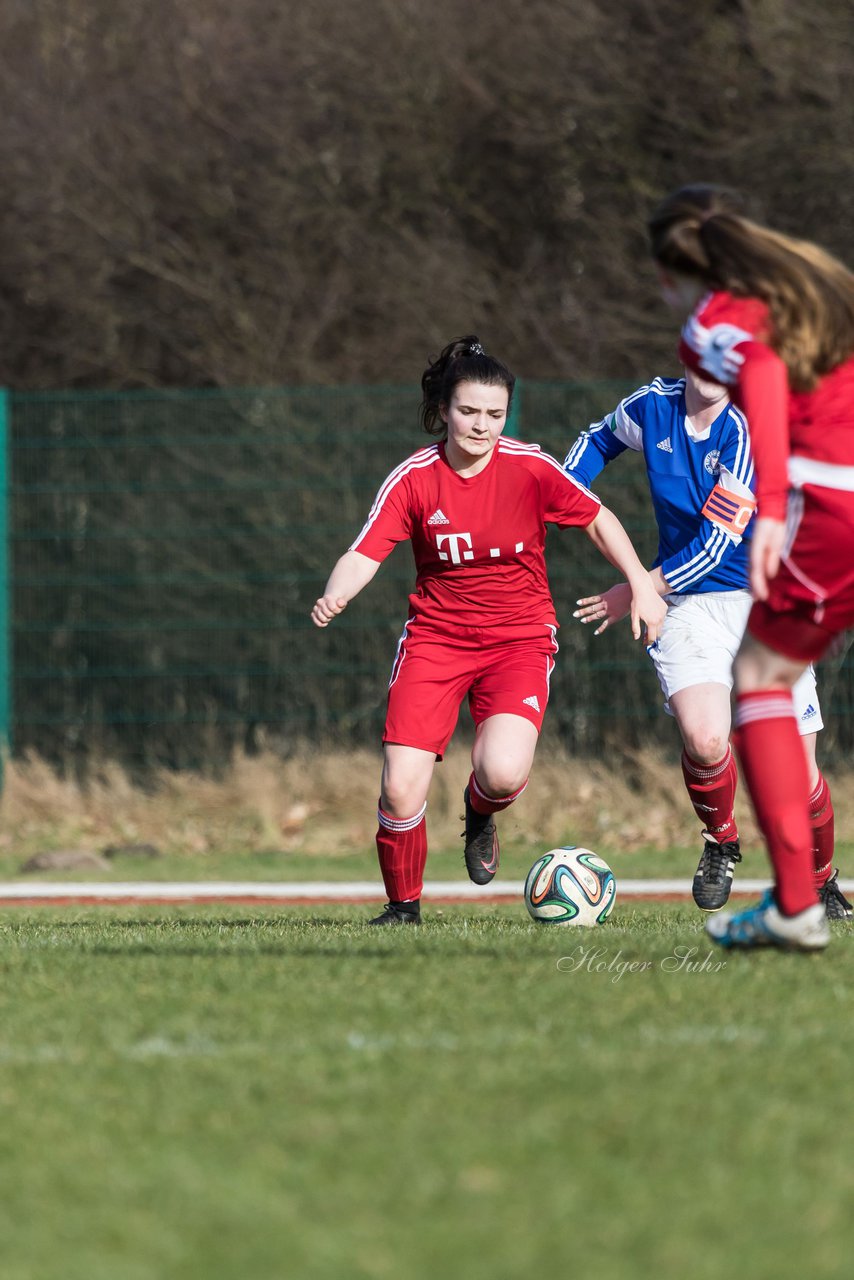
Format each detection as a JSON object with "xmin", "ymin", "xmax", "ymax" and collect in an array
[
  {"xmin": 582, "ymin": 507, "xmax": 667, "ymax": 643},
  {"xmin": 311, "ymin": 550, "xmax": 382, "ymax": 627}
]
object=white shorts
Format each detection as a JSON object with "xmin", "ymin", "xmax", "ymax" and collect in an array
[{"xmin": 647, "ymin": 590, "xmax": 823, "ymax": 737}]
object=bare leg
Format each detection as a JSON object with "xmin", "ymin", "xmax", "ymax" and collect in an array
[
  {"xmin": 471, "ymin": 713, "xmax": 539, "ymax": 798},
  {"xmin": 668, "ymin": 681, "xmax": 732, "ymax": 766}
]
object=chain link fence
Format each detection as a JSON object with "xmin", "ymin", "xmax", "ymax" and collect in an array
[{"xmin": 9, "ymin": 383, "xmax": 853, "ymax": 773}]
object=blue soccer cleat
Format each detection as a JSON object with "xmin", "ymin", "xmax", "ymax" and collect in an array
[{"xmin": 706, "ymin": 889, "xmax": 830, "ymax": 952}]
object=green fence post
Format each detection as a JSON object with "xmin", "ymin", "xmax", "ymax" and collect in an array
[
  {"xmin": 505, "ymin": 379, "xmax": 522, "ymax": 438},
  {"xmin": 0, "ymin": 389, "xmax": 10, "ymax": 774}
]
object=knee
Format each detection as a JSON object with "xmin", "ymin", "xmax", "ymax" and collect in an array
[
  {"xmin": 380, "ymin": 773, "xmax": 424, "ymax": 819},
  {"xmin": 683, "ymin": 731, "xmax": 730, "ymax": 767},
  {"xmin": 474, "ymin": 762, "xmax": 527, "ymax": 799}
]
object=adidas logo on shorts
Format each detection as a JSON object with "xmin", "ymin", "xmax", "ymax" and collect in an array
[
  {"xmin": 427, "ymin": 509, "xmax": 450, "ymax": 525},
  {"xmin": 522, "ymin": 695, "xmax": 541, "ymax": 712}
]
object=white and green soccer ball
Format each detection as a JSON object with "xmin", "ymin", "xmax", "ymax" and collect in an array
[{"xmin": 524, "ymin": 846, "xmax": 616, "ymax": 926}]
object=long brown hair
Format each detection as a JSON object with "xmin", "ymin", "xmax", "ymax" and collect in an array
[{"xmin": 648, "ymin": 184, "xmax": 854, "ymax": 391}]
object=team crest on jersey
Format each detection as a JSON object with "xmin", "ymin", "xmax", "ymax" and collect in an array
[{"xmin": 703, "ymin": 450, "xmax": 721, "ymax": 476}]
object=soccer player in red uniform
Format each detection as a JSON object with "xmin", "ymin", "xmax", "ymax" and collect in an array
[
  {"xmin": 311, "ymin": 337, "xmax": 666, "ymax": 924},
  {"xmin": 648, "ymin": 185, "xmax": 854, "ymax": 951}
]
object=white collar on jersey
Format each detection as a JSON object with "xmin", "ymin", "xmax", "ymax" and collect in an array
[{"xmin": 683, "ymin": 415, "xmax": 714, "ymax": 442}]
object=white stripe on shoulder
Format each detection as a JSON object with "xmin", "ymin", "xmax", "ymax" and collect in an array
[
  {"xmin": 506, "ymin": 443, "xmax": 601, "ymax": 500},
  {"xmin": 621, "ymin": 377, "xmax": 684, "ymax": 409},
  {"xmin": 498, "ymin": 438, "xmax": 543, "ymax": 454},
  {"xmin": 563, "ymin": 418, "xmax": 614, "ymax": 469},
  {"xmin": 614, "ymin": 379, "xmax": 685, "ymax": 447},
  {"xmin": 352, "ymin": 446, "xmax": 441, "ymax": 547},
  {"xmin": 649, "ymin": 376, "xmax": 685, "ymax": 397},
  {"xmin": 364, "ymin": 446, "xmax": 439, "ymax": 516}
]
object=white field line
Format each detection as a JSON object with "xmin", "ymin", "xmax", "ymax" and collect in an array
[{"xmin": 0, "ymin": 878, "xmax": 844, "ymax": 903}]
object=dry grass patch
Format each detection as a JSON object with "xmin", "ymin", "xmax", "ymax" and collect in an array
[{"xmin": 1, "ymin": 743, "xmax": 851, "ymax": 862}]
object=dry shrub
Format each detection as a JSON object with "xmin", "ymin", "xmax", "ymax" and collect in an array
[{"xmin": 3, "ymin": 744, "xmax": 850, "ymax": 861}]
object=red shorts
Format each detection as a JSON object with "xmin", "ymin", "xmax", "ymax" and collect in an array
[
  {"xmin": 748, "ymin": 484, "xmax": 854, "ymax": 662},
  {"xmin": 383, "ymin": 619, "xmax": 559, "ymax": 758}
]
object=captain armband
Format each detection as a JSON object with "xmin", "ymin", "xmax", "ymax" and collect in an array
[{"xmin": 700, "ymin": 484, "xmax": 756, "ymax": 536}]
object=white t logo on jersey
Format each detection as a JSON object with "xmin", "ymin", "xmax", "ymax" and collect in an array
[{"xmin": 436, "ymin": 532, "xmax": 475, "ymax": 563}]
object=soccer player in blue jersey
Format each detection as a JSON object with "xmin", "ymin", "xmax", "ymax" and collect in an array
[{"xmin": 563, "ymin": 367, "xmax": 848, "ymax": 918}]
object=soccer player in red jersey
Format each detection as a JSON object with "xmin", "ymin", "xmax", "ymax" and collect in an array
[
  {"xmin": 311, "ymin": 337, "xmax": 666, "ymax": 924},
  {"xmin": 648, "ymin": 185, "xmax": 854, "ymax": 950}
]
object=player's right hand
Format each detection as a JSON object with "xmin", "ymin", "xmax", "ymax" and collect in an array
[
  {"xmin": 630, "ymin": 582, "xmax": 667, "ymax": 645},
  {"xmin": 311, "ymin": 596, "xmax": 348, "ymax": 627},
  {"xmin": 749, "ymin": 517, "xmax": 785, "ymax": 601},
  {"xmin": 573, "ymin": 583, "xmax": 632, "ymax": 636}
]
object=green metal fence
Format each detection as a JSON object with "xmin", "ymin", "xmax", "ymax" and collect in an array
[{"xmin": 6, "ymin": 382, "xmax": 854, "ymax": 772}]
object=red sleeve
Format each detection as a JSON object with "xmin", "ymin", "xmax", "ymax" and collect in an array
[
  {"xmin": 679, "ymin": 290, "xmax": 770, "ymax": 386},
  {"xmin": 679, "ymin": 290, "xmax": 789, "ymax": 519},
  {"xmin": 537, "ymin": 452, "xmax": 601, "ymax": 526},
  {"xmin": 349, "ymin": 468, "xmax": 414, "ymax": 562},
  {"xmin": 731, "ymin": 343, "xmax": 790, "ymax": 520}
]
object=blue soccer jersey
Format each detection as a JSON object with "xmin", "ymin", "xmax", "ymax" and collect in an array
[{"xmin": 563, "ymin": 377, "xmax": 755, "ymax": 593}]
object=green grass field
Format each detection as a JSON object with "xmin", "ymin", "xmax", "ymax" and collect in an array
[
  {"xmin": 0, "ymin": 901, "xmax": 851, "ymax": 1280},
  {"xmin": 6, "ymin": 835, "xmax": 854, "ymax": 885}
]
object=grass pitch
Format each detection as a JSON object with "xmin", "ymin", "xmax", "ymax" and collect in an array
[{"xmin": 0, "ymin": 902, "xmax": 851, "ymax": 1280}]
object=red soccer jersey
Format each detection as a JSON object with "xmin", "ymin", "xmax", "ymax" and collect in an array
[
  {"xmin": 679, "ymin": 289, "xmax": 854, "ymax": 518},
  {"xmin": 350, "ymin": 437, "xmax": 601, "ymax": 631}
]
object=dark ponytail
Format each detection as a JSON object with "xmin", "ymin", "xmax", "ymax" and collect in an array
[{"xmin": 420, "ymin": 335, "xmax": 515, "ymax": 436}]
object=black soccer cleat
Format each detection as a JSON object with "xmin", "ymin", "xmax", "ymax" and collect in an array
[
  {"xmin": 817, "ymin": 870, "xmax": 853, "ymax": 921},
  {"xmin": 462, "ymin": 786, "xmax": 500, "ymax": 885},
  {"xmin": 368, "ymin": 900, "xmax": 421, "ymax": 926},
  {"xmin": 692, "ymin": 832, "xmax": 742, "ymax": 912}
]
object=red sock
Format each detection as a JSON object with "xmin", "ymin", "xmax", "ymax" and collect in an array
[
  {"xmin": 733, "ymin": 691, "xmax": 816, "ymax": 916},
  {"xmin": 808, "ymin": 772, "xmax": 835, "ymax": 887},
  {"xmin": 680, "ymin": 747, "xmax": 739, "ymax": 843},
  {"xmin": 468, "ymin": 772, "xmax": 528, "ymax": 815},
  {"xmin": 376, "ymin": 802, "xmax": 427, "ymax": 903}
]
